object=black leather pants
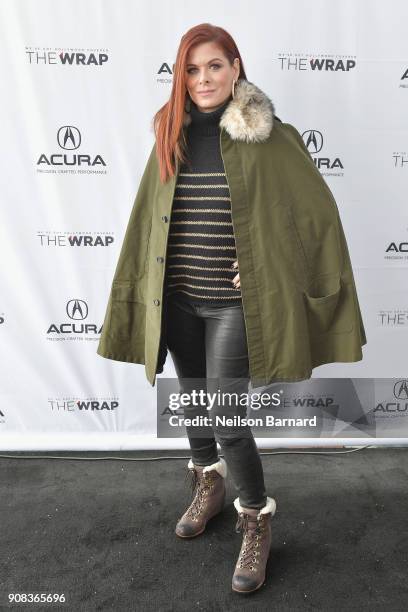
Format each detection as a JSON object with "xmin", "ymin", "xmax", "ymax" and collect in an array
[{"xmin": 166, "ymin": 293, "xmax": 267, "ymax": 509}]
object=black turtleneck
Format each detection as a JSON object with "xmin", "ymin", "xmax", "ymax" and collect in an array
[
  {"xmin": 188, "ymin": 95, "xmax": 232, "ymax": 137},
  {"xmin": 164, "ymin": 93, "xmax": 242, "ymax": 305}
]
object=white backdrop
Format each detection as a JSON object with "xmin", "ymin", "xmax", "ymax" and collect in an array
[{"xmin": 1, "ymin": 0, "xmax": 407, "ymax": 450}]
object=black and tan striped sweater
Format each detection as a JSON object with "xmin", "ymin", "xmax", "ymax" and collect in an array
[{"xmin": 164, "ymin": 96, "xmax": 242, "ymax": 306}]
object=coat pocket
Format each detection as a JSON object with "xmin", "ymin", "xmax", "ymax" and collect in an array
[
  {"xmin": 110, "ymin": 285, "xmax": 146, "ymax": 340},
  {"xmin": 111, "ymin": 283, "xmax": 146, "ymax": 304},
  {"xmin": 303, "ymin": 276, "xmax": 353, "ymax": 334}
]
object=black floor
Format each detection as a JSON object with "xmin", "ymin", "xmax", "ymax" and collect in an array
[{"xmin": 1, "ymin": 447, "xmax": 407, "ymax": 611}]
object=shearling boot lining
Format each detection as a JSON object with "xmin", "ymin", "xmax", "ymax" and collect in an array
[
  {"xmin": 188, "ymin": 457, "xmax": 228, "ymax": 479},
  {"xmin": 233, "ymin": 495, "xmax": 277, "ymax": 518}
]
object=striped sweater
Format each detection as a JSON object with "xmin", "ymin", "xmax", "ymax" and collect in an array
[{"xmin": 164, "ymin": 96, "xmax": 242, "ymax": 305}]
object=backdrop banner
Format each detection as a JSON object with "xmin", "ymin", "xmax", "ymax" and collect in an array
[{"xmin": 0, "ymin": 0, "xmax": 406, "ymax": 449}]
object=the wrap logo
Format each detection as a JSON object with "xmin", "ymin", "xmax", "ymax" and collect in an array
[
  {"xmin": 26, "ymin": 47, "xmax": 109, "ymax": 66},
  {"xmin": 277, "ymin": 54, "xmax": 356, "ymax": 72},
  {"xmin": 378, "ymin": 309, "xmax": 408, "ymax": 326},
  {"xmin": 48, "ymin": 398, "xmax": 119, "ymax": 412},
  {"xmin": 37, "ymin": 231, "xmax": 114, "ymax": 248}
]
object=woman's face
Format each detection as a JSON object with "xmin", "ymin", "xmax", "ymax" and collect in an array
[{"xmin": 185, "ymin": 41, "xmax": 240, "ymax": 113}]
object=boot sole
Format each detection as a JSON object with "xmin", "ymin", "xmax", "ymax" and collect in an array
[
  {"xmin": 175, "ymin": 524, "xmax": 206, "ymax": 538},
  {"xmin": 231, "ymin": 578, "xmax": 265, "ymax": 594}
]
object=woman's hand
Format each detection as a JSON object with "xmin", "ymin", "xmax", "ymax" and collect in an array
[{"xmin": 231, "ymin": 260, "xmax": 240, "ymax": 288}]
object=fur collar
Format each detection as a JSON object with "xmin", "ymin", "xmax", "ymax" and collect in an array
[{"xmin": 183, "ymin": 78, "xmax": 276, "ymax": 143}]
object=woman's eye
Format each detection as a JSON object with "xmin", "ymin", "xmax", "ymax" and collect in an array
[{"xmin": 187, "ymin": 64, "xmax": 221, "ymax": 74}]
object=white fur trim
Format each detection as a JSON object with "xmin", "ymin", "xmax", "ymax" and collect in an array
[
  {"xmin": 188, "ymin": 457, "xmax": 227, "ymax": 478},
  {"xmin": 183, "ymin": 78, "xmax": 275, "ymax": 143},
  {"xmin": 234, "ymin": 495, "xmax": 276, "ymax": 518}
]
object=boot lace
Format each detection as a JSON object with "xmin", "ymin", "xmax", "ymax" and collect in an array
[
  {"xmin": 235, "ymin": 512, "xmax": 264, "ymax": 571},
  {"xmin": 184, "ymin": 468, "xmax": 215, "ymax": 521}
]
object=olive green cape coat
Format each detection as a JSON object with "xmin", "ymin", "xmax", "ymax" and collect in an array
[{"xmin": 97, "ymin": 78, "xmax": 367, "ymax": 387}]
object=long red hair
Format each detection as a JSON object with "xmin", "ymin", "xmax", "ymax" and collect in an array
[{"xmin": 152, "ymin": 23, "xmax": 247, "ymax": 184}]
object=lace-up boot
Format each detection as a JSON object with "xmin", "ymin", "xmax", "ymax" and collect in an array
[
  {"xmin": 232, "ymin": 496, "xmax": 277, "ymax": 593},
  {"xmin": 175, "ymin": 457, "xmax": 227, "ymax": 538}
]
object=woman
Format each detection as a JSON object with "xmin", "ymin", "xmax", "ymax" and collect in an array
[{"xmin": 97, "ymin": 23, "xmax": 366, "ymax": 594}]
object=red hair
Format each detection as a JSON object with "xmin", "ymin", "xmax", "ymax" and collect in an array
[{"xmin": 152, "ymin": 23, "xmax": 247, "ymax": 184}]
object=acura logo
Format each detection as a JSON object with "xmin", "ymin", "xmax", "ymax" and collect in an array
[
  {"xmin": 37, "ymin": 125, "xmax": 106, "ymax": 168},
  {"xmin": 302, "ymin": 129, "xmax": 323, "ymax": 154},
  {"xmin": 394, "ymin": 380, "xmax": 408, "ymax": 400},
  {"xmin": 66, "ymin": 299, "xmax": 88, "ymax": 320},
  {"xmin": 57, "ymin": 126, "xmax": 81, "ymax": 150}
]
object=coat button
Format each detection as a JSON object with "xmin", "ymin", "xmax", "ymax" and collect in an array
[
  {"xmin": 153, "ymin": 299, "xmax": 160, "ymax": 306},
  {"xmin": 161, "ymin": 215, "xmax": 168, "ymax": 222},
  {"xmin": 156, "ymin": 256, "xmax": 164, "ymax": 263}
]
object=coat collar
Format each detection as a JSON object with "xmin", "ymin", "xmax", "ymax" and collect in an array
[{"xmin": 183, "ymin": 78, "xmax": 276, "ymax": 143}]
